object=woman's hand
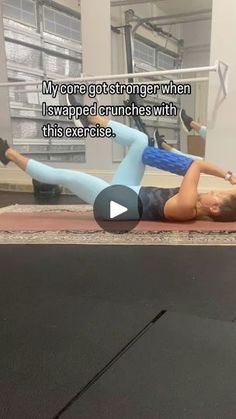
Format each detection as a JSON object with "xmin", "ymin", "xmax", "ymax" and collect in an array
[{"xmin": 229, "ymin": 174, "xmax": 236, "ymax": 185}]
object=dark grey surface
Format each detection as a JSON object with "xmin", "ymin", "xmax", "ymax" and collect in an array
[
  {"xmin": 0, "ymin": 246, "xmax": 236, "ymax": 418},
  {"xmin": 0, "ymin": 246, "xmax": 160, "ymax": 419},
  {"xmin": 63, "ymin": 311, "xmax": 236, "ymax": 419},
  {"xmin": 30, "ymin": 245, "xmax": 236, "ymax": 322}
]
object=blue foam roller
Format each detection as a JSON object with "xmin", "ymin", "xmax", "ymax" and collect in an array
[{"xmin": 142, "ymin": 146, "xmax": 193, "ymax": 176}]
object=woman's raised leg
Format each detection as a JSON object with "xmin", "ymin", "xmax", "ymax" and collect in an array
[
  {"xmin": 88, "ymin": 114, "xmax": 148, "ymax": 187},
  {"xmin": 5, "ymin": 148, "xmax": 109, "ymax": 205}
]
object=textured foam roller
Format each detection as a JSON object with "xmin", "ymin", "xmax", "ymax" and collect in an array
[{"xmin": 142, "ymin": 147, "xmax": 193, "ymax": 176}]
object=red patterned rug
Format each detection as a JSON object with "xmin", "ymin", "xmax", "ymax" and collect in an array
[{"xmin": 0, "ymin": 210, "xmax": 235, "ymax": 232}]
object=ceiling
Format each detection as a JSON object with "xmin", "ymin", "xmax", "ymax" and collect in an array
[
  {"xmin": 111, "ymin": 0, "xmax": 212, "ymax": 14},
  {"xmin": 156, "ymin": 0, "xmax": 212, "ymax": 14}
]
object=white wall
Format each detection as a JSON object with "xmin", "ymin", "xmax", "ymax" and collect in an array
[
  {"xmin": 80, "ymin": 0, "xmax": 113, "ymax": 171},
  {"xmin": 181, "ymin": 20, "xmax": 211, "ymax": 152},
  {"xmin": 205, "ymin": 0, "xmax": 236, "ymax": 171}
]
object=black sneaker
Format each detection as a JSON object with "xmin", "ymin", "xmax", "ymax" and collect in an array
[
  {"xmin": 153, "ymin": 128, "xmax": 168, "ymax": 149},
  {"xmin": 148, "ymin": 136, "xmax": 155, "ymax": 147},
  {"xmin": 0, "ymin": 138, "xmax": 10, "ymax": 165},
  {"xmin": 66, "ymin": 93, "xmax": 90, "ymax": 128},
  {"xmin": 180, "ymin": 109, "xmax": 193, "ymax": 133}
]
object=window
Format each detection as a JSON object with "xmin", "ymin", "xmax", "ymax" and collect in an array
[
  {"xmin": 3, "ymin": 0, "xmax": 37, "ymax": 27},
  {"xmin": 44, "ymin": 50, "xmax": 81, "ymax": 77},
  {"xmin": 133, "ymin": 39, "xmax": 156, "ymax": 67},
  {"xmin": 157, "ymin": 51, "xmax": 176, "ymax": 70},
  {"xmin": 4, "ymin": 4, "xmax": 83, "ymax": 162},
  {"xmin": 5, "ymin": 42, "xmax": 42, "ymax": 69},
  {"xmin": 132, "ymin": 38, "xmax": 180, "ymax": 148},
  {"xmin": 43, "ymin": 7, "xmax": 81, "ymax": 43}
]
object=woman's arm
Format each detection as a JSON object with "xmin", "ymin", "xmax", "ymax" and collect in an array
[
  {"xmin": 164, "ymin": 161, "xmax": 201, "ymax": 220},
  {"xmin": 164, "ymin": 160, "xmax": 236, "ymax": 221},
  {"xmin": 196, "ymin": 160, "xmax": 229, "ymax": 180}
]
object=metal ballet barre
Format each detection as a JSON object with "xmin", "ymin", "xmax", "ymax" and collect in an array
[{"xmin": 0, "ymin": 61, "xmax": 228, "ymax": 97}]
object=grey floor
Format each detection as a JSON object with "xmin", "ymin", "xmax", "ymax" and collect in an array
[
  {"xmin": 0, "ymin": 191, "xmax": 83, "ymax": 208},
  {"xmin": 0, "ymin": 245, "xmax": 236, "ymax": 418}
]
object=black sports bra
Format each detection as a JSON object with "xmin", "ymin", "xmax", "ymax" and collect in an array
[{"xmin": 139, "ymin": 186, "xmax": 180, "ymax": 221}]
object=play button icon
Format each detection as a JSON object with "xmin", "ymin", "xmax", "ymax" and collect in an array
[
  {"xmin": 110, "ymin": 201, "xmax": 128, "ymax": 219},
  {"xmin": 93, "ymin": 185, "xmax": 143, "ymax": 234}
]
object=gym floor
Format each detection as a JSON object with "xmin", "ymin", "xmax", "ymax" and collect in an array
[
  {"xmin": 1, "ymin": 192, "xmax": 236, "ymax": 419},
  {"xmin": 0, "ymin": 191, "xmax": 83, "ymax": 208}
]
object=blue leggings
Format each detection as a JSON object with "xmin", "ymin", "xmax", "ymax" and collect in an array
[{"xmin": 26, "ymin": 121, "xmax": 148, "ymax": 205}]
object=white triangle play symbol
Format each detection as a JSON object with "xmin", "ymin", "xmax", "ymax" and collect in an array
[{"xmin": 110, "ymin": 201, "xmax": 128, "ymax": 219}]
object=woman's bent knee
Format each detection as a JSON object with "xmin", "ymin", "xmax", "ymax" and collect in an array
[{"xmin": 136, "ymin": 131, "xmax": 149, "ymax": 147}]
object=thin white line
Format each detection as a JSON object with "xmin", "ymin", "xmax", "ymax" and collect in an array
[
  {"xmin": 0, "ymin": 64, "xmax": 218, "ymax": 88},
  {"xmin": 14, "ymin": 77, "xmax": 209, "ymax": 93}
]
